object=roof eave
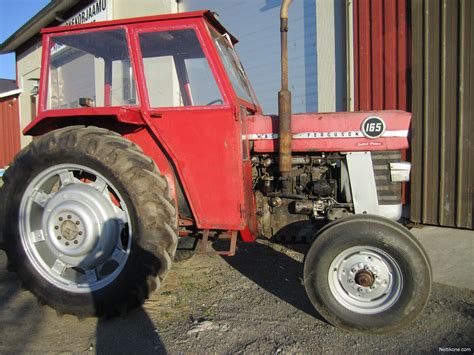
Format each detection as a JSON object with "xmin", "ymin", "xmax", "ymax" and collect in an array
[
  {"xmin": 0, "ymin": 89, "xmax": 22, "ymax": 99},
  {"xmin": 0, "ymin": 0, "xmax": 80, "ymax": 54}
]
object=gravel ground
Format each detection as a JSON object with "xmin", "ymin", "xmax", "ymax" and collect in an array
[{"xmin": 0, "ymin": 239, "xmax": 473, "ymax": 354}]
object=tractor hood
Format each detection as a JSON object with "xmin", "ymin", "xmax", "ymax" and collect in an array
[{"xmin": 245, "ymin": 111, "xmax": 411, "ymax": 152}]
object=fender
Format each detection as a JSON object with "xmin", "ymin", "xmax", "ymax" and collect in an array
[
  {"xmin": 123, "ymin": 127, "xmax": 182, "ymax": 213},
  {"xmin": 23, "ymin": 109, "xmax": 183, "ymax": 218},
  {"xmin": 23, "ymin": 107, "xmax": 145, "ymax": 136}
]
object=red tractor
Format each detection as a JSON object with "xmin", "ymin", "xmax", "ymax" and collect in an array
[{"xmin": 0, "ymin": 1, "xmax": 431, "ymax": 333}]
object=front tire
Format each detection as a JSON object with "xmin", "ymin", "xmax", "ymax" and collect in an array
[
  {"xmin": 1, "ymin": 126, "xmax": 178, "ymax": 317},
  {"xmin": 304, "ymin": 215, "xmax": 432, "ymax": 334}
]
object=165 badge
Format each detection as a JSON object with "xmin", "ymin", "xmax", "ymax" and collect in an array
[{"xmin": 361, "ymin": 116, "xmax": 386, "ymax": 139}]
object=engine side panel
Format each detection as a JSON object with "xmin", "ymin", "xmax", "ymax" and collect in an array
[{"xmin": 246, "ymin": 111, "xmax": 410, "ymax": 152}]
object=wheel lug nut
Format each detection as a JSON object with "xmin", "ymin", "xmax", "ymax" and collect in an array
[
  {"xmin": 65, "ymin": 242, "xmax": 70, "ymax": 246},
  {"xmin": 67, "ymin": 215, "xmax": 72, "ymax": 219},
  {"xmin": 358, "ymin": 287, "xmax": 363, "ymax": 292},
  {"xmin": 59, "ymin": 217, "xmax": 63, "ymax": 221},
  {"xmin": 74, "ymin": 240, "xmax": 78, "ymax": 244},
  {"xmin": 57, "ymin": 236, "xmax": 61, "ymax": 240},
  {"xmin": 79, "ymin": 231, "xmax": 83, "ymax": 236},
  {"xmin": 76, "ymin": 221, "xmax": 80, "ymax": 225},
  {"xmin": 55, "ymin": 226, "xmax": 59, "ymax": 230}
]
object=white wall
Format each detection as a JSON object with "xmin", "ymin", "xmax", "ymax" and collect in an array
[
  {"xmin": 179, "ymin": 0, "xmax": 347, "ymax": 114},
  {"xmin": 17, "ymin": 44, "xmax": 42, "ymax": 147},
  {"xmin": 111, "ymin": 0, "xmax": 177, "ymax": 19}
]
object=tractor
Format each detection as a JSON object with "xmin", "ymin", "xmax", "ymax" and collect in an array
[{"xmin": 0, "ymin": 0, "xmax": 431, "ymax": 334}]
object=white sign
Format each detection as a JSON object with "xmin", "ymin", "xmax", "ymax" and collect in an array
[{"xmin": 62, "ymin": 0, "xmax": 111, "ymax": 26}]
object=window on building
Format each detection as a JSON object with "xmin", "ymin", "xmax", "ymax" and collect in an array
[
  {"xmin": 138, "ymin": 29, "xmax": 223, "ymax": 108},
  {"xmin": 47, "ymin": 29, "xmax": 137, "ymax": 109}
]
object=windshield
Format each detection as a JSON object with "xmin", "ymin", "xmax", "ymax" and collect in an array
[{"xmin": 210, "ymin": 29, "xmax": 259, "ymax": 107}]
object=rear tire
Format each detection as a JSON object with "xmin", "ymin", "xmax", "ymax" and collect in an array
[
  {"xmin": 1, "ymin": 126, "xmax": 178, "ymax": 317},
  {"xmin": 304, "ymin": 215, "xmax": 431, "ymax": 334}
]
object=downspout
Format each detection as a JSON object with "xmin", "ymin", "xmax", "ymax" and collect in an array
[{"xmin": 279, "ymin": 0, "xmax": 293, "ymax": 193}]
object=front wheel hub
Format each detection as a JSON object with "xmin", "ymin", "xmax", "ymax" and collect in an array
[
  {"xmin": 328, "ymin": 246, "xmax": 403, "ymax": 314},
  {"xmin": 355, "ymin": 270, "xmax": 375, "ymax": 287}
]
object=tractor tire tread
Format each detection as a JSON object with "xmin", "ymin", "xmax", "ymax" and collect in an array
[{"xmin": 2, "ymin": 126, "xmax": 178, "ymax": 317}]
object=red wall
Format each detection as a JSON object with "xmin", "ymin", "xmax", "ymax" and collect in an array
[
  {"xmin": 353, "ymin": 0, "xmax": 409, "ymax": 111},
  {"xmin": 0, "ymin": 94, "xmax": 21, "ymax": 167}
]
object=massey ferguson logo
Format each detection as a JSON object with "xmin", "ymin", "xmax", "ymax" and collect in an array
[{"xmin": 361, "ymin": 116, "xmax": 386, "ymax": 139}]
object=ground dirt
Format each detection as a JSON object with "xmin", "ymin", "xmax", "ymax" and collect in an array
[{"xmin": 1, "ymin": 239, "xmax": 473, "ymax": 354}]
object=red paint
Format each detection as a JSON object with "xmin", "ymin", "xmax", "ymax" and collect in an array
[
  {"xmin": 29, "ymin": 13, "xmax": 259, "ymax": 240},
  {"xmin": 397, "ymin": 0, "xmax": 407, "ymax": 110},
  {"xmin": 384, "ymin": 0, "xmax": 397, "ymax": 109},
  {"xmin": 354, "ymin": 0, "xmax": 409, "ymax": 111},
  {"xmin": 0, "ymin": 93, "xmax": 21, "ymax": 167},
  {"xmin": 353, "ymin": 0, "xmax": 359, "ymax": 111},
  {"xmin": 371, "ymin": 0, "xmax": 383, "ymax": 110},
  {"xmin": 356, "ymin": 0, "xmax": 372, "ymax": 110},
  {"xmin": 24, "ymin": 106, "xmax": 145, "ymax": 135},
  {"xmin": 247, "ymin": 111, "xmax": 411, "ymax": 153},
  {"xmin": 124, "ymin": 127, "xmax": 178, "ymax": 205},
  {"xmin": 353, "ymin": 0, "xmax": 410, "ymax": 203},
  {"xmin": 24, "ymin": 10, "xmax": 413, "ymax": 243}
]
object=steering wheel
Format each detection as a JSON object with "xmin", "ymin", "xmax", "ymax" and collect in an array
[{"xmin": 206, "ymin": 99, "xmax": 224, "ymax": 106}]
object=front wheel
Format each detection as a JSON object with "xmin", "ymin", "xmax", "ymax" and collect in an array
[
  {"xmin": 1, "ymin": 126, "xmax": 178, "ymax": 317},
  {"xmin": 304, "ymin": 215, "xmax": 432, "ymax": 334}
]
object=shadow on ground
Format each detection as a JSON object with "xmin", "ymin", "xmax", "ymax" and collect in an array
[
  {"xmin": 220, "ymin": 238, "xmax": 326, "ymax": 323},
  {"xmin": 95, "ymin": 306, "xmax": 165, "ymax": 354}
]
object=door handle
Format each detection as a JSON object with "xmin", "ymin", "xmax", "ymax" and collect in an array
[{"xmin": 150, "ymin": 113, "xmax": 162, "ymax": 118}]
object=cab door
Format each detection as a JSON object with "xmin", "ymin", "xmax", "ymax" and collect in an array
[{"xmin": 129, "ymin": 19, "xmax": 246, "ymax": 230}]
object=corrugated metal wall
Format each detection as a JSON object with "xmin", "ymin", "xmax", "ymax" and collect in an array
[
  {"xmin": 353, "ymin": 0, "xmax": 408, "ymax": 111},
  {"xmin": 0, "ymin": 94, "xmax": 21, "ymax": 167},
  {"xmin": 354, "ymin": 0, "xmax": 473, "ymax": 229},
  {"xmin": 411, "ymin": 0, "xmax": 473, "ymax": 229}
]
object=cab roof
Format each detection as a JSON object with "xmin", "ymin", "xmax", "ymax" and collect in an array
[{"xmin": 41, "ymin": 10, "xmax": 238, "ymax": 44}]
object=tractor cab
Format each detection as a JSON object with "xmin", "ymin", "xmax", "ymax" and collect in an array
[
  {"xmin": 28, "ymin": 10, "xmax": 259, "ymax": 134},
  {"xmin": 27, "ymin": 11, "xmax": 260, "ymax": 237}
]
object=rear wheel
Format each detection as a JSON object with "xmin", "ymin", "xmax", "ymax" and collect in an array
[
  {"xmin": 304, "ymin": 215, "xmax": 431, "ymax": 334},
  {"xmin": 1, "ymin": 126, "xmax": 178, "ymax": 316}
]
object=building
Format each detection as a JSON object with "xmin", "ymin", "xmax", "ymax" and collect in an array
[
  {"xmin": 0, "ymin": 79, "xmax": 21, "ymax": 167},
  {"xmin": 0, "ymin": 0, "xmax": 472, "ymax": 229}
]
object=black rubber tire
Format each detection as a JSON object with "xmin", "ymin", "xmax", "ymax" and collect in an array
[
  {"xmin": 0, "ymin": 126, "xmax": 178, "ymax": 317},
  {"xmin": 304, "ymin": 214, "xmax": 432, "ymax": 334}
]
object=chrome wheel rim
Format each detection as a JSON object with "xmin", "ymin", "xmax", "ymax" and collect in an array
[
  {"xmin": 328, "ymin": 246, "xmax": 403, "ymax": 314},
  {"xmin": 19, "ymin": 164, "xmax": 132, "ymax": 293}
]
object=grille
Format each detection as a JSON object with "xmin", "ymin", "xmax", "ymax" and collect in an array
[{"xmin": 371, "ymin": 151, "xmax": 402, "ymax": 205}]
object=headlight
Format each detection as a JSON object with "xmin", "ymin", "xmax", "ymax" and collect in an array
[{"xmin": 389, "ymin": 162, "xmax": 411, "ymax": 182}]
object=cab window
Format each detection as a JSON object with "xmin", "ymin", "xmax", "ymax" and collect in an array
[
  {"xmin": 47, "ymin": 29, "xmax": 137, "ymax": 109},
  {"xmin": 138, "ymin": 29, "xmax": 223, "ymax": 108}
]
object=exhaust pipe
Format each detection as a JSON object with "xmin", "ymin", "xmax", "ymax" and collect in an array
[{"xmin": 279, "ymin": 0, "xmax": 293, "ymax": 192}]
